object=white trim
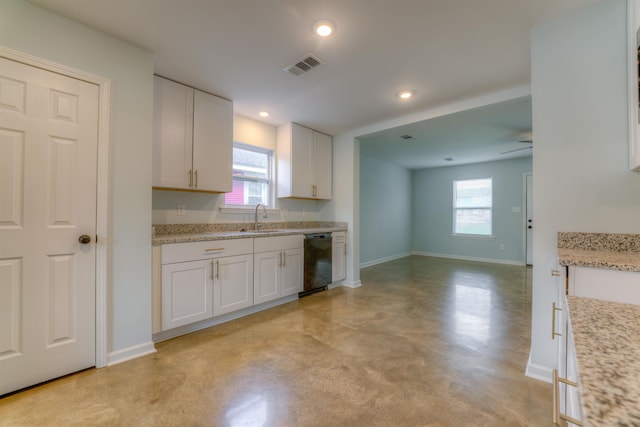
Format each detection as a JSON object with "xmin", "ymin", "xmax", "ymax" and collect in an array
[
  {"xmin": 0, "ymin": 46, "xmax": 111, "ymax": 369},
  {"xmin": 525, "ymin": 353, "xmax": 553, "ymax": 383},
  {"xmin": 523, "ymin": 172, "xmax": 532, "ymax": 266},
  {"xmin": 107, "ymin": 342, "xmax": 157, "ymax": 366},
  {"xmin": 331, "ymin": 280, "xmax": 362, "ymax": 289},
  {"xmin": 360, "ymin": 252, "xmax": 411, "ymax": 268},
  {"xmin": 628, "ymin": 0, "xmax": 640, "ymax": 172},
  {"xmin": 412, "ymin": 251, "xmax": 525, "ymax": 266}
]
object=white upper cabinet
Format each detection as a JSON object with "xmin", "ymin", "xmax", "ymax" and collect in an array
[
  {"xmin": 153, "ymin": 75, "xmax": 232, "ymax": 192},
  {"xmin": 277, "ymin": 122, "xmax": 332, "ymax": 200}
]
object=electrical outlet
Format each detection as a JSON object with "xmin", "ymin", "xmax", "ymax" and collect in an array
[
  {"xmin": 499, "ymin": 244, "xmax": 505, "ymax": 250},
  {"xmin": 177, "ymin": 204, "xmax": 186, "ymax": 216}
]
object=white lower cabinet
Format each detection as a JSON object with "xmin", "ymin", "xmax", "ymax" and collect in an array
[
  {"xmin": 554, "ymin": 296, "xmax": 582, "ymax": 427},
  {"xmin": 158, "ymin": 238, "xmax": 253, "ymax": 332},
  {"xmin": 155, "ymin": 235, "xmax": 305, "ymax": 335},
  {"xmin": 332, "ymin": 231, "xmax": 346, "ymax": 282},
  {"xmin": 254, "ymin": 235, "xmax": 304, "ymax": 305},
  {"xmin": 161, "ymin": 259, "xmax": 213, "ymax": 330},
  {"xmin": 213, "ymin": 254, "xmax": 253, "ymax": 316}
]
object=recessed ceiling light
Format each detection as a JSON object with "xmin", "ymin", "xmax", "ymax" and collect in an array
[
  {"xmin": 398, "ymin": 90, "xmax": 414, "ymax": 100},
  {"xmin": 314, "ymin": 19, "xmax": 336, "ymax": 37},
  {"xmin": 258, "ymin": 110, "xmax": 270, "ymax": 118}
]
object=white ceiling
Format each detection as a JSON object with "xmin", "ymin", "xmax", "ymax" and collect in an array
[{"xmin": 28, "ymin": 0, "xmax": 601, "ymax": 168}]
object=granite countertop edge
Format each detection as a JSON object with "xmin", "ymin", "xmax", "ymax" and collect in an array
[
  {"xmin": 557, "ymin": 248, "xmax": 640, "ymax": 272},
  {"xmin": 152, "ymin": 227, "xmax": 347, "ymax": 245},
  {"xmin": 566, "ymin": 296, "xmax": 640, "ymax": 427}
]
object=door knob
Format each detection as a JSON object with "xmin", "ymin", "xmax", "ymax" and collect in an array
[{"xmin": 78, "ymin": 235, "xmax": 91, "ymax": 244}]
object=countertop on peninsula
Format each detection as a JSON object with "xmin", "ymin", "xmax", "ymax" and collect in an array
[
  {"xmin": 566, "ymin": 296, "xmax": 640, "ymax": 427},
  {"xmin": 557, "ymin": 232, "xmax": 640, "ymax": 272},
  {"xmin": 152, "ymin": 222, "xmax": 347, "ymax": 245}
]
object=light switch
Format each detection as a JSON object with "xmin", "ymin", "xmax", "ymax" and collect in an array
[
  {"xmin": 177, "ymin": 204, "xmax": 186, "ymax": 216},
  {"xmin": 512, "ymin": 206, "xmax": 521, "ymax": 213}
]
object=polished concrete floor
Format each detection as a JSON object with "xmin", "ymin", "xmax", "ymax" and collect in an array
[{"xmin": 0, "ymin": 256, "xmax": 552, "ymax": 426}]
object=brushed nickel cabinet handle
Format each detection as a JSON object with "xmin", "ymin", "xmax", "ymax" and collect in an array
[
  {"xmin": 282, "ymin": 251, "xmax": 286, "ymax": 268},
  {"xmin": 204, "ymin": 248, "xmax": 225, "ymax": 252},
  {"xmin": 194, "ymin": 170, "xmax": 198, "ymax": 188},
  {"xmin": 215, "ymin": 260, "xmax": 220, "ymax": 280},
  {"xmin": 210, "ymin": 260, "xmax": 214, "ymax": 280},
  {"xmin": 552, "ymin": 302, "xmax": 562, "ymax": 340},
  {"xmin": 188, "ymin": 169, "xmax": 193, "ymax": 187}
]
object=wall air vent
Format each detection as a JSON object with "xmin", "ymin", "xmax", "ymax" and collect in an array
[
  {"xmin": 400, "ymin": 134, "xmax": 413, "ymax": 140},
  {"xmin": 284, "ymin": 54, "xmax": 324, "ymax": 76}
]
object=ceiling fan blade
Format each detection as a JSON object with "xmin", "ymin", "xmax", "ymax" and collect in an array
[{"xmin": 500, "ymin": 146, "xmax": 532, "ymax": 155}]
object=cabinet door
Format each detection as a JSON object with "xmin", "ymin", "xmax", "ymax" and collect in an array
[
  {"xmin": 152, "ymin": 76, "xmax": 193, "ymax": 189},
  {"xmin": 281, "ymin": 248, "xmax": 303, "ymax": 296},
  {"xmin": 213, "ymin": 254, "xmax": 253, "ymax": 316},
  {"xmin": 161, "ymin": 260, "xmax": 212, "ymax": 330},
  {"xmin": 313, "ymin": 131, "xmax": 333, "ymax": 200},
  {"xmin": 254, "ymin": 251, "xmax": 281, "ymax": 305},
  {"xmin": 193, "ymin": 90, "xmax": 233, "ymax": 192},
  {"xmin": 332, "ymin": 240, "xmax": 346, "ymax": 282},
  {"xmin": 290, "ymin": 123, "xmax": 314, "ymax": 198}
]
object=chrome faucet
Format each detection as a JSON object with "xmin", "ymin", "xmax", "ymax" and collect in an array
[{"xmin": 255, "ymin": 203, "xmax": 268, "ymax": 230}]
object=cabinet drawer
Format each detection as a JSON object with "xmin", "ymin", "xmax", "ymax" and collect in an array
[
  {"xmin": 162, "ymin": 238, "xmax": 253, "ymax": 264},
  {"xmin": 254, "ymin": 235, "xmax": 303, "ymax": 253}
]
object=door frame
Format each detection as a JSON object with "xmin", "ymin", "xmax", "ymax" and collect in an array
[
  {"xmin": 523, "ymin": 172, "xmax": 533, "ymax": 266},
  {"xmin": 1, "ymin": 46, "xmax": 111, "ymax": 368}
]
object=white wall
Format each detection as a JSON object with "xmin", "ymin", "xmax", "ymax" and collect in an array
[
  {"xmin": 412, "ymin": 157, "xmax": 532, "ymax": 264},
  {"xmin": 0, "ymin": 0, "xmax": 155, "ymax": 355},
  {"xmin": 152, "ymin": 114, "xmax": 328, "ymax": 224},
  {"xmin": 359, "ymin": 153, "xmax": 413, "ymax": 266},
  {"xmin": 528, "ymin": 0, "xmax": 640, "ymax": 380}
]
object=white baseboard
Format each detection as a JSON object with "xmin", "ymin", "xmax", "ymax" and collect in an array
[
  {"xmin": 360, "ymin": 253, "xmax": 411, "ymax": 268},
  {"xmin": 107, "ymin": 341, "xmax": 156, "ymax": 366},
  {"xmin": 412, "ymin": 251, "xmax": 525, "ymax": 266},
  {"xmin": 338, "ymin": 280, "xmax": 361, "ymax": 288},
  {"xmin": 525, "ymin": 353, "xmax": 553, "ymax": 383}
]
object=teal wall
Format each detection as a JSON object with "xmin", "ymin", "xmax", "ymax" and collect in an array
[
  {"xmin": 412, "ymin": 157, "xmax": 532, "ymax": 263},
  {"xmin": 359, "ymin": 152, "xmax": 413, "ymax": 266}
]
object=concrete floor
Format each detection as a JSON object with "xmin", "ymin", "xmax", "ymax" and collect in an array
[{"xmin": 0, "ymin": 256, "xmax": 553, "ymax": 426}]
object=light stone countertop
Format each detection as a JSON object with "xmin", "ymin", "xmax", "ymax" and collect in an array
[
  {"xmin": 558, "ymin": 248, "xmax": 640, "ymax": 272},
  {"xmin": 566, "ymin": 296, "xmax": 640, "ymax": 427},
  {"xmin": 557, "ymin": 232, "xmax": 640, "ymax": 272},
  {"xmin": 152, "ymin": 222, "xmax": 347, "ymax": 245}
]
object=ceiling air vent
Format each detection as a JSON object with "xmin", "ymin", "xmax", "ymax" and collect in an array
[
  {"xmin": 284, "ymin": 54, "xmax": 324, "ymax": 76},
  {"xmin": 400, "ymin": 134, "xmax": 413, "ymax": 140}
]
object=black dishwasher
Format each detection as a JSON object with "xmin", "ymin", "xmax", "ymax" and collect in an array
[{"xmin": 301, "ymin": 233, "xmax": 332, "ymax": 297}]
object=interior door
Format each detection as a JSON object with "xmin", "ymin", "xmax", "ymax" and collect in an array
[{"xmin": 0, "ymin": 57, "xmax": 99, "ymax": 395}]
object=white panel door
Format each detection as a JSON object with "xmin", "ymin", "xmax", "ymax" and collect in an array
[
  {"xmin": 281, "ymin": 248, "xmax": 303, "ymax": 297},
  {"xmin": 161, "ymin": 260, "xmax": 213, "ymax": 330},
  {"xmin": 213, "ymin": 254, "xmax": 253, "ymax": 316},
  {"xmin": 290, "ymin": 124, "xmax": 313, "ymax": 198},
  {"xmin": 0, "ymin": 57, "xmax": 99, "ymax": 395},
  {"xmin": 152, "ymin": 76, "xmax": 193, "ymax": 190},
  {"xmin": 192, "ymin": 89, "xmax": 232, "ymax": 192},
  {"xmin": 254, "ymin": 251, "xmax": 280, "ymax": 305},
  {"xmin": 313, "ymin": 131, "xmax": 332, "ymax": 200}
]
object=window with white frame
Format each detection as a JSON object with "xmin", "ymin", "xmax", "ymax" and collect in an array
[
  {"xmin": 225, "ymin": 143, "xmax": 273, "ymax": 207},
  {"xmin": 453, "ymin": 178, "xmax": 492, "ymax": 236}
]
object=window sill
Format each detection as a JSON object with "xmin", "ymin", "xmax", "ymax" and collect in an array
[
  {"xmin": 450, "ymin": 234, "xmax": 496, "ymax": 240},
  {"xmin": 219, "ymin": 206, "xmax": 281, "ymax": 215}
]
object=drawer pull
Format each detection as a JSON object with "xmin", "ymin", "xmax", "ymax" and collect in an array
[
  {"xmin": 552, "ymin": 369, "xmax": 583, "ymax": 426},
  {"xmin": 204, "ymin": 248, "xmax": 225, "ymax": 252},
  {"xmin": 552, "ymin": 302, "xmax": 562, "ymax": 340}
]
